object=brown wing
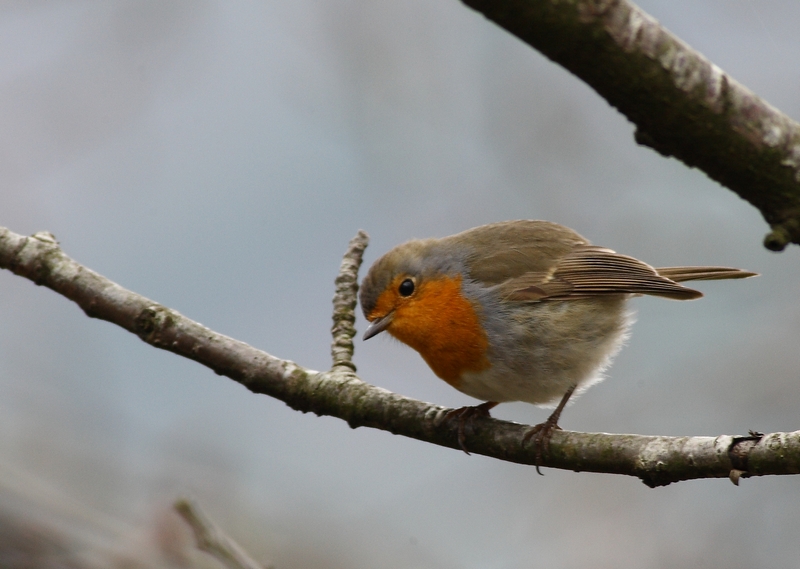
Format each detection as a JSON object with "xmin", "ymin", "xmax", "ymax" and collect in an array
[
  {"xmin": 499, "ymin": 245, "xmax": 704, "ymax": 301},
  {"xmin": 448, "ymin": 221, "xmax": 755, "ymax": 302},
  {"xmin": 448, "ymin": 220, "xmax": 588, "ymax": 287}
]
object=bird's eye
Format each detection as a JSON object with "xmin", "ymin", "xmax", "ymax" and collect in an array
[{"xmin": 398, "ymin": 278, "xmax": 415, "ymax": 297}]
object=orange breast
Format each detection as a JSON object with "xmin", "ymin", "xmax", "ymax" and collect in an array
[{"xmin": 382, "ymin": 275, "xmax": 490, "ymax": 387}]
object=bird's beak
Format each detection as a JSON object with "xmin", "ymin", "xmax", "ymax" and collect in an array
[{"xmin": 363, "ymin": 312, "xmax": 393, "ymax": 340}]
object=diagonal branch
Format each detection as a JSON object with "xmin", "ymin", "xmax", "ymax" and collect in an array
[
  {"xmin": 1, "ymin": 225, "xmax": 799, "ymax": 487},
  {"xmin": 460, "ymin": 0, "xmax": 800, "ymax": 251},
  {"xmin": 174, "ymin": 498, "xmax": 270, "ymax": 569}
]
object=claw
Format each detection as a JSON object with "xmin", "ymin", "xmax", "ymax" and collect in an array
[
  {"xmin": 522, "ymin": 418, "xmax": 563, "ymax": 475},
  {"xmin": 444, "ymin": 401, "xmax": 498, "ymax": 454},
  {"xmin": 522, "ymin": 385, "xmax": 576, "ymax": 475}
]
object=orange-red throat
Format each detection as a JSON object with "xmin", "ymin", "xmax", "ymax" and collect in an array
[{"xmin": 366, "ymin": 274, "xmax": 490, "ymax": 387}]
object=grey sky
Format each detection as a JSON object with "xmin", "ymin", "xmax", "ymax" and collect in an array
[{"xmin": 1, "ymin": 1, "xmax": 799, "ymax": 566}]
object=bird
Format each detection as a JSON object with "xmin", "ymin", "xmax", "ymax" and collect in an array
[{"xmin": 359, "ymin": 220, "xmax": 756, "ymax": 468}]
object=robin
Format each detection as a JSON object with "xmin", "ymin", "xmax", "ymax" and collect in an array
[{"xmin": 359, "ymin": 220, "xmax": 756, "ymax": 467}]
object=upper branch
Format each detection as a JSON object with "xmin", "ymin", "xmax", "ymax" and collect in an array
[
  {"xmin": 460, "ymin": 0, "xmax": 800, "ymax": 250},
  {"xmin": 2, "ymin": 225, "xmax": 799, "ymax": 487}
]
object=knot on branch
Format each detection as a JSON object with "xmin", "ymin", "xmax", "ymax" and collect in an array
[
  {"xmin": 763, "ymin": 217, "xmax": 800, "ymax": 251},
  {"xmin": 32, "ymin": 231, "xmax": 59, "ymax": 245},
  {"xmin": 8, "ymin": 231, "xmax": 63, "ymax": 286},
  {"xmin": 727, "ymin": 431, "xmax": 763, "ymax": 485},
  {"xmin": 634, "ymin": 128, "xmax": 674, "ymax": 159},
  {"xmin": 134, "ymin": 304, "xmax": 175, "ymax": 344}
]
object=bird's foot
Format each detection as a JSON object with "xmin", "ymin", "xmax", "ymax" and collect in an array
[
  {"xmin": 522, "ymin": 384, "xmax": 576, "ymax": 475},
  {"xmin": 522, "ymin": 417, "xmax": 562, "ymax": 475},
  {"xmin": 444, "ymin": 401, "xmax": 498, "ymax": 454}
]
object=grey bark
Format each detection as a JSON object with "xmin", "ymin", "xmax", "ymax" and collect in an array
[{"xmin": 1, "ymin": 226, "xmax": 798, "ymax": 487}]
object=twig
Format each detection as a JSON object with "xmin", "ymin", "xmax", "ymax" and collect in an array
[
  {"xmin": 2, "ymin": 225, "xmax": 799, "ymax": 486},
  {"xmin": 174, "ymin": 499, "xmax": 269, "ymax": 569},
  {"xmin": 331, "ymin": 230, "xmax": 369, "ymax": 372}
]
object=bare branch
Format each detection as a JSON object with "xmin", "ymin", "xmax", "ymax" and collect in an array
[
  {"xmin": 331, "ymin": 230, "xmax": 369, "ymax": 372},
  {"xmin": 174, "ymin": 498, "xmax": 269, "ymax": 569},
  {"xmin": 2, "ymin": 225, "xmax": 799, "ymax": 486},
  {"xmin": 460, "ymin": 0, "xmax": 800, "ymax": 250}
]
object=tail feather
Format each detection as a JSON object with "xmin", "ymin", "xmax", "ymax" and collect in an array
[{"xmin": 656, "ymin": 266, "xmax": 758, "ymax": 283}]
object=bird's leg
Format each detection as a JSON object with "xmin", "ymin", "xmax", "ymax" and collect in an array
[
  {"xmin": 444, "ymin": 401, "xmax": 498, "ymax": 454},
  {"xmin": 522, "ymin": 384, "xmax": 576, "ymax": 475}
]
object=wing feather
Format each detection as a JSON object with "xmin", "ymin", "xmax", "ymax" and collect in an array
[
  {"xmin": 500, "ymin": 245, "xmax": 703, "ymax": 301},
  {"xmin": 443, "ymin": 221, "xmax": 755, "ymax": 303}
]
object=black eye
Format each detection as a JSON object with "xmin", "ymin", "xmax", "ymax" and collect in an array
[{"xmin": 398, "ymin": 278, "xmax": 415, "ymax": 297}]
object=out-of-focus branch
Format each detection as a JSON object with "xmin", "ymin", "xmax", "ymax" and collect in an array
[
  {"xmin": 174, "ymin": 499, "xmax": 269, "ymax": 569},
  {"xmin": 460, "ymin": 0, "xmax": 800, "ymax": 251},
  {"xmin": 2, "ymin": 225, "xmax": 799, "ymax": 487}
]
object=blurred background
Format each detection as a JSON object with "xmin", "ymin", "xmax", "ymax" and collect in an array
[{"xmin": 1, "ymin": 1, "xmax": 799, "ymax": 567}]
